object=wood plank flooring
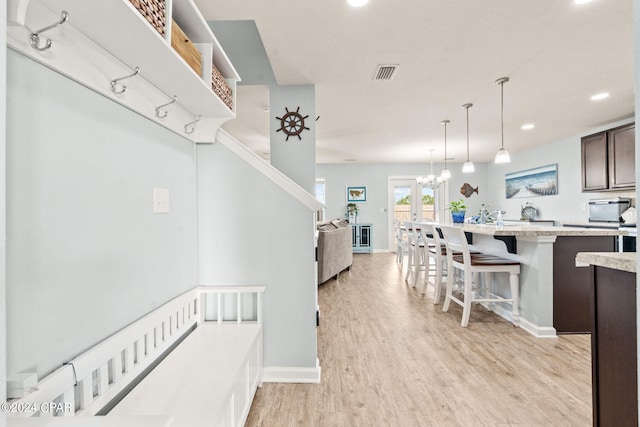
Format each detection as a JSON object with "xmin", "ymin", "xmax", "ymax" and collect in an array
[{"xmin": 246, "ymin": 253, "xmax": 591, "ymax": 426}]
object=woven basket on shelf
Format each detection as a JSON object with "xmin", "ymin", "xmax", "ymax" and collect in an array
[
  {"xmin": 212, "ymin": 64, "xmax": 233, "ymax": 110},
  {"xmin": 129, "ymin": 0, "xmax": 166, "ymax": 36}
]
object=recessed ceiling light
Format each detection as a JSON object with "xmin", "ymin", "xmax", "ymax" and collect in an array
[
  {"xmin": 591, "ymin": 92, "xmax": 610, "ymax": 101},
  {"xmin": 574, "ymin": 0, "xmax": 592, "ymax": 4},
  {"xmin": 521, "ymin": 123, "xmax": 535, "ymax": 130},
  {"xmin": 347, "ymin": 0, "xmax": 369, "ymax": 7}
]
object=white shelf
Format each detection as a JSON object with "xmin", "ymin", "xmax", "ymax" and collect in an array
[{"xmin": 7, "ymin": 0, "xmax": 240, "ymax": 140}]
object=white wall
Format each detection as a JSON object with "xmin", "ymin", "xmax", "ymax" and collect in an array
[
  {"xmin": 485, "ymin": 118, "xmax": 635, "ymax": 223},
  {"xmin": 197, "ymin": 142, "xmax": 318, "ymax": 369},
  {"xmin": 6, "ymin": 50, "xmax": 199, "ymax": 378},
  {"xmin": 316, "ymin": 162, "xmax": 489, "ymax": 250},
  {"xmin": 318, "ymin": 116, "xmax": 637, "ymax": 251}
]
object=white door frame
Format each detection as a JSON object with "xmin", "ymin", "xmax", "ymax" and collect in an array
[{"xmin": 387, "ymin": 176, "xmax": 448, "ymax": 251}]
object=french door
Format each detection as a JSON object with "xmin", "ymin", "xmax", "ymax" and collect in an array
[{"xmin": 388, "ymin": 177, "xmax": 444, "ymax": 251}]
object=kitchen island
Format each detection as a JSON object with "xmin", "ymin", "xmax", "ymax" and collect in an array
[
  {"xmin": 452, "ymin": 224, "xmax": 623, "ymax": 337},
  {"xmin": 575, "ymin": 252, "xmax": 637, "ymax": 426}
]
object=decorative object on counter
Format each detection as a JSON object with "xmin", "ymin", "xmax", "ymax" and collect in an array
[
  {"xmin": 29, "ymin": 10, "xmax": 69, "ymax": 51},
  {"xmin": 520, "ymin": 202, "xmax": 538, "ymax": 220},
  {"xmin": 447, "ymin": 199, "xmax": 467, "ymax": 223},
  {"xmin": 275, "ymin": 106, "xmax": 310, "ymax": 141},
  {"xmin": 347, "ymin": 203, "xmax": 359, "ymax": 223},
  {"xmin": 621, "ymin": 207, "xmax": 637, "ymax": 224},
  {"xmin": 416, "ymin": 149, "xmax": 442, "ymax": 189},
  {"xmin": 346, "ymin": 186, "xmax": 367, "ymax": 203},
  {"xmin": 460, "ymin": 183, "xmax": 478, "ymax": 198},
  {"xmin": 494, "ymin": 76, "xmax": 512, "ymax": 164},
  {"xmin": 505, "ymin": 163, "xmax": 558, "ymax": 199},
  {"xmin": 461, "ymin": 103, "xmax": 475, "ymax": 173},
  {"xmin": 440, "ymin": 120, "xmax": 452, "ymax": 180}
]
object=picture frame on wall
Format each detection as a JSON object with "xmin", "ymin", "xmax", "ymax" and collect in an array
[
  {"xmin": 346, "ymin": 186, "xmax": 367, "ymax": 203},
  {"xmin": 505, "ymin": 164, "xmax": 558, "ymax": 199}
]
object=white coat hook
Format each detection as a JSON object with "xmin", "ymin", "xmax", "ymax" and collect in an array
[
  {"xmin": 110, "ymin": 67, "xmax": 140, "ymax": 94},
  {"xmin": 184, "ymin": 115, "xmax": 202, "ymax": 134},
  {"xmin": 155, "ymin": 95, "xmax": 178, "ymax": 119},
  {"xmin": 29, "ymin": 10, "xmax": 69, "ymax": 51}
]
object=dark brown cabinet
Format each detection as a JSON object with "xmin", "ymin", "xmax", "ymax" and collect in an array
[
  {"xmin": 552, "ymin": 235, "xmax": 617, "ymax": 333},
  {"xmin": 581, "ymin": 123, "xmax": 635, "ymax": 192},
  {"xmin": 590, "ymin": 265, "xmax": 637, "ymax": 426}
]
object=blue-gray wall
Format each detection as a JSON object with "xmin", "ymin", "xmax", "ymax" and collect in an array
[
  {"xmin": 6, "ymin": 50, "xmax": 200, "ymax": 377},
  {"xmin": 197, "ymin": 142, "xmax": 318, "ymax": 368}
]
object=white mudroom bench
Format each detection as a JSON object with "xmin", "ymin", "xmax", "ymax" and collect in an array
[{"xmin": 6, "ymin": 285, "xmax": 265, "ymax": 427}]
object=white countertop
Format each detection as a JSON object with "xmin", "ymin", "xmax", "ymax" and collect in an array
[
  {"xmin": 454, "ymin": 223, "xmax": 625, "ymax": 237},
  {"xmin": 575, "ymin": 252, "xmax": 637, "ymax": 273}
]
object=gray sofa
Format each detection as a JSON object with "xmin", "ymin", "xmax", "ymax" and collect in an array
[{"xmin": 317, "ymin": 219, "xmax": 353, "ymax": 284}]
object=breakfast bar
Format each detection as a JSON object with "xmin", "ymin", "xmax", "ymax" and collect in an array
[{"xmin": 453, "ymin": 224, "xmax": 624, "ymax": 337}]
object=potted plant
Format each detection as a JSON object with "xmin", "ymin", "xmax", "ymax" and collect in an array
[
  {"xmin": 447, "ymin": 199, "xmax": 467, "ymax": 224},
  {"xmin": 347, "ymin": 203, "xmax": 359, "ymax": 223}
]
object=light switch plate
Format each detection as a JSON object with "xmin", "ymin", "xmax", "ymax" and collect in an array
[{"xmin": 153, "ymin": 187, "xmax": 170, "ymax": 213}]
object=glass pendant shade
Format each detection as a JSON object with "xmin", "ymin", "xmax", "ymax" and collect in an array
[
  {"xmin": 462, "ymin": 161, "xmax": 475, "ymax": 173},
  {"xmin": 494, "ymin": 147, "xmax": 511, "ymax": 164},
  {"xmin": 440, "ymin": 169, "xmax": 451, "ymax": 180},
  {"xmin": 494, "ymin": 77, "xmax": 511, "ymax": 164}
]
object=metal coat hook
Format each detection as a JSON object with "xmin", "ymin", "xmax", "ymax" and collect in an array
[
  {"xmin": 29, "ymin": 10, "xmax": 69, "ymax": 51},
  {"xmin": 155, "ymin": 95, "xmax": 178, "ymax": 118},
  {"xmin": 184, "ymin": 115, "xmax": 202, "ymax": 134},
  {"xmin": 110, "ymin": 67, "xmax": 140, "ymax": 94}
]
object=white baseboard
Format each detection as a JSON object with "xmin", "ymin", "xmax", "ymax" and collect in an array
[
  {"xmin": 483, "ymin": 303, "xmax": 557, "ymax": 338},
  {"xmin": 262, "ymin": 359, "xmax": 321, "ymax": 384}
]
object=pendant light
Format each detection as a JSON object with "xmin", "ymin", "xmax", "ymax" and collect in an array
[
  {"xmin": 440, "ymin": 120, "xmax": 451, "ymax": 180},
  {"xmin": 462, "ymin": 103, "xmax": 475, "ymax": 173},
  {"xmin": 494, "ymin": 77, "xmax": 511, "ymax": 164}
]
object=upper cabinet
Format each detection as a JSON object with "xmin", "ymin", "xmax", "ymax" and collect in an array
[
  {"xmin": 7, "ymin": 0, "xmax": 241, "ymax": 142},
  {"xmin": 581, "ymin": 123, "xmax": 635, "ymax": 192}
]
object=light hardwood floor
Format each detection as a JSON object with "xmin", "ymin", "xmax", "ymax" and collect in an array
[{"xmin": 246, "ymin": 253, "xmax": 592, "ymax": 426}]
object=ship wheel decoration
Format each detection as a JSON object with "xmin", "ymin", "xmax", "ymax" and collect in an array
[{"xmin": 275, "ymin": 106, "xmax": 310, "ymax": 141}]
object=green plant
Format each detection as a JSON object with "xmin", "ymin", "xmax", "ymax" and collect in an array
[
  {"xmin": 347, "ymin": 203, "xmax": 359, "ymax": 214},
  {"xmin": 447, "ymin": 199, "xmax": 467, "ymax": 212}
]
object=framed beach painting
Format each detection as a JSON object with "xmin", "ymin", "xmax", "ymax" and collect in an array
[
  {"xmin": 346, "ymin": 186, "xmax": 367, "ymax": 203},
  {"xmin": 505, "ymin": 164, "xmax": 558, "ymax": 199}
]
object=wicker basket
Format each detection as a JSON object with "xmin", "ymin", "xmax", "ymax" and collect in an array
[
  {"xmin": 129, "ymin": 0, "xmax": 166, "ymax": 36},
  {"xmin": 212, "ymin": 64, "xmax": 233, "ymax": 110}
]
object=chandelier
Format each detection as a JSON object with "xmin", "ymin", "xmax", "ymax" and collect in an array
[{"xmin": 417, "ymin": 149, "xmax": 442, "ymax": 189}]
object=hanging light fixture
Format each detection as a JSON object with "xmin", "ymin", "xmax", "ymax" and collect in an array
[
  {"xmin": 462, "ymin": 103, "xmax": 475, "ymax": 173},
  {"xmin": 494, "ymin": 77, "xmax": 511, "ymax": 164},
  {"xmin": 440, "ymin": 120, "xmax": 451, "ymax": 180},
  {"xmin": 417, "ymin": 149, "xmax": 441, "ymax": 188}
]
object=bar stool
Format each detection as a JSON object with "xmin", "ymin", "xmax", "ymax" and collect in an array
[
  {"xmin": 395, "ymin": 222, "xmax": 409, "ymax": 266},
  {"xmin": 439, "ymin": 225, "xmax": 521, "ymax": 327},
  {"xmin": 416, "ymin": 222, "xmax": 448, "ymax": 304},
  {"xmin": 404, "ymin": 221, "xmax": 426, "ymax": 287}
]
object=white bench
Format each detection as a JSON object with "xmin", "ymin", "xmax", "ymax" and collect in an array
[{"xmin": 7, "ymin": 285, "xmax": 265, "ymax": 427}]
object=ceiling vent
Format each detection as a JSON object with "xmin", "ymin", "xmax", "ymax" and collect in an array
[{"xmin": 373, "ymin": 64, "xmax": 399, "ymax": 81}]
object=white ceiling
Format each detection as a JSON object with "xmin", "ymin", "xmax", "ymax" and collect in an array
[{"xmin": 195, "ymin": 0, "xmax": 634, "ymax": 165}]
